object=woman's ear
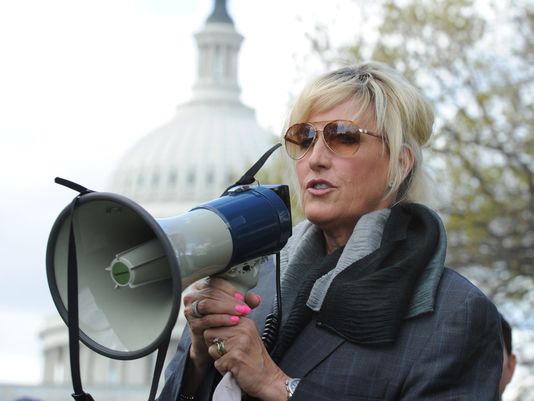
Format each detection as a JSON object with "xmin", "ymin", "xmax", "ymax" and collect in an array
[{"xmin": 400, "ymin": 144, "xmax": 414, "ymax": 180}]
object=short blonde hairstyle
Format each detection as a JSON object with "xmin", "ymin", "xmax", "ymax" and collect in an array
[{"xmin": 284, "ymin": 61, "xmax": 434, "ymax": 204}]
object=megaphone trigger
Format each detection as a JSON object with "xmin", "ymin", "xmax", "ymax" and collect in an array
[{"xmin": 216, "ymin": 256, "xmax": 266, "ymax": 296}]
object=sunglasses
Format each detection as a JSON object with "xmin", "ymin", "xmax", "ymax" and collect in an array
[{"xmin": 284, "ymin": 120, "xmax": 384, "ymax": 160}]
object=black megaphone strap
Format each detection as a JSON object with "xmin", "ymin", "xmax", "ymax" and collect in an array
[
  {"xmin": 55, "ymin": 178, "xmax": 95, "ymax": 401},
  {"xmin": 221, "ymin": 143, "xmax": 282, "ymax": 196}
]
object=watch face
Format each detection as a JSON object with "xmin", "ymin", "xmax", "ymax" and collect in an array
[{"xmin": 288, "ymin": 378, "xmax": 301, "ymax": 396}]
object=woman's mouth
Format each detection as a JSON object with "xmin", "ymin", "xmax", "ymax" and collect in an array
[{"xmin": 306, "ymin": 179, "xmax": 335, "ymax": 194}]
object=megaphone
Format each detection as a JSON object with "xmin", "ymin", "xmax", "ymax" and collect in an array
[{"xmin": 46, "ymin": 182, "xmax": 292, "ymax": 361}]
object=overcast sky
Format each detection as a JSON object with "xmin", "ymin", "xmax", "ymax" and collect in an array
[{"xmin": 0, "ymin": 0, "xmax": 363, "ymax": 384}]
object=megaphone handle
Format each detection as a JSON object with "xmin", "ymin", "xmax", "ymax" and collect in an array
[{"xmin": 216, "ymin": 258, "xmax": 262, "ymax": 296}]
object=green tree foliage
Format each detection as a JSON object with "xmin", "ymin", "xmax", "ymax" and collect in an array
[{"xmin": 307, "ymin": 0, "xmax": 533, "ymax": 279}]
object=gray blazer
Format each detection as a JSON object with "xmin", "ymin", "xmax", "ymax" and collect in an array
[{"xmin": 158, "ymin": 264, "xmax": 502, "ymax": 400}]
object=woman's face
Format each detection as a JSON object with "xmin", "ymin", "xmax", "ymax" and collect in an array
[{"xmin": 296, "ymin": 100, "xmax": 393, "ymax": 242}]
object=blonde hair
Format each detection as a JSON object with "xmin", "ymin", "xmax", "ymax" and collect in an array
[{"xmin": 284, "ymin": 61, "xmax": 435, "ymax": 204}]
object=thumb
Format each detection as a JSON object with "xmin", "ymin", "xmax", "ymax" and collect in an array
[{"xmin": 245, "ymin": 291, "xmax": 262, "ymax": 309}]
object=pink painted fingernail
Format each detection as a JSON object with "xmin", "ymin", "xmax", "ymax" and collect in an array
[
  {"xmin": 230, "ymin": 316, "xmax": 240, "ymax": 324},
  {"xmin": 234, "ymin": 292, "xmax": 245, "ymax": 302},
  {"xmin": 235, "ymin": 304, "xmax": 251, "ymax": 314}
]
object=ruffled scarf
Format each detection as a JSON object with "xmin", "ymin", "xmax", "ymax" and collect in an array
[{"xmin": 270, "ymin": 203, "xmax": 446, "ymax": 361}]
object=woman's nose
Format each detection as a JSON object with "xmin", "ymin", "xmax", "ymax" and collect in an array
[{"xmin": 306, "ymin": 131, "xmax": 331, "ymax": 167}]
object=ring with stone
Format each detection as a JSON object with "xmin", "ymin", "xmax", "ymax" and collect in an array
[{"xmin": 213, "ymin": 337, "xmax": 226, "ymax": 356}]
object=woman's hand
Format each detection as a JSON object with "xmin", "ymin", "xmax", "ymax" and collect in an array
[
  {"xmin": 182, "ymin": 277, "xmax": 260, "ymax": 370},
  {"xmin": 205, "ymin": 318, "xmax": 289, "ymax": 401}
]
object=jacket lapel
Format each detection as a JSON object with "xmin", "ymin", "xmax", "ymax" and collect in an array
[{"xmin": 278, "ymin": 319, "xmax": 346, "ymax": 378}]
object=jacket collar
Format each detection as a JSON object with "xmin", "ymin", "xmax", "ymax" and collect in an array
[{"xmin": 280, "ymin": 203, "xmax": 447, "ymax": 326}]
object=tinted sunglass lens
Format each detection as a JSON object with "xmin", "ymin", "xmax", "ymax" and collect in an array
[
  {"xmin": 285, "ymin": 124, "xmax": 315, "ymax": 159},
  {"xmin": 324, "ymin": 121, "xmax": 361, "ymax": 156}
]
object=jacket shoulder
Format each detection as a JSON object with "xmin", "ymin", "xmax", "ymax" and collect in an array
[
  {"xmin": 433, "ymin": 267, "xmax": 499, "ymax": 324},
  {"xmin": 438, "ymin": 267, "xmax": 490, "ymax": 300}
]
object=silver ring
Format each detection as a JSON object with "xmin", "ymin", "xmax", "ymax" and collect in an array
[
  {"xmin": 213, "ymin": 338, "xmax": 226, "ymax": 356},
  {"xmin": 191, "ymin": 300, "xmax": 203, "ymax": 318}
]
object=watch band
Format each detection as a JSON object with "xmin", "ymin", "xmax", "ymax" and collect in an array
[{"xmin": 285, "ymin": 377, "xmax": 301, "ymax": 399}]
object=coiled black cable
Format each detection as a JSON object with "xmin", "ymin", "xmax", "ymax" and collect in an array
[{"xmin": 261, "ymin": 252, "xmax": 282, "ymax": 353}]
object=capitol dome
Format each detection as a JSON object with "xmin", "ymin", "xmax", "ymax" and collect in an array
[{"xmin": 109, "ymin": 0, "xmax": 276, "ymax": 217}]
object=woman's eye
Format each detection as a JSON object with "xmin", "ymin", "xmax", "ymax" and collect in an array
[
  {"xmin": 335, "ymin": 133, "xmax": 359, "ymax": 144},
  {"xmin": 299, "ymin": 138, "xmax": 313, "ymax": 148}
]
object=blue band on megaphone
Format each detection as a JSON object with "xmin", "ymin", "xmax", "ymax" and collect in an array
[{"xmin": 192, "ymin": 185, "xmax": 292, "ymax": 267}]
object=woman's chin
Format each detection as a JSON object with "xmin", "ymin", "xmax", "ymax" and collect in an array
[{"xmin": 303, "ymin": 210, "xmax": 335, "ymax": 227}]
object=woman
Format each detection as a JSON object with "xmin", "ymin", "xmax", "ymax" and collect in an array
[{"xmin": 158, "ymin": 61, "xmax": 503, "ymax": 400}]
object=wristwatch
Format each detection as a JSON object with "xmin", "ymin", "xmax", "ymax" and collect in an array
[{"xmin": 285, "ymin": 377, "xmax": 301, "ymax": 399}]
